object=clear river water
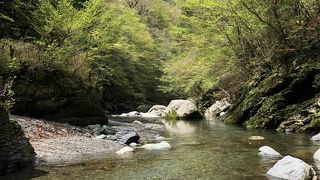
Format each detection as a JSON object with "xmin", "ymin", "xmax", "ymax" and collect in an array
[{"xmin": 3, "ymin": 119, "xmax": 320, "ymax": 180}]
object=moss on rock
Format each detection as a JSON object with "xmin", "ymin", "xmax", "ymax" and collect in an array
[{"xmin": 225, "ymin": 63, "xmax": 320, "ymax": 133}]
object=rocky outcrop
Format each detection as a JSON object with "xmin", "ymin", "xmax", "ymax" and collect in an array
[
  {"xmin": 163, "ymin": 100, "xmax": 202, "ymax": 119},
  {"xmin": 266, "ymin": 156, "xmax": 310, "ymax": 180},
  {"xmin": 10, "ymin": 64, "xmax": 107, "ymax": 126},
  {"xmin": 204, "ymin": 100, "xmax": 231, "ymax": 120},
  {"xmin": 0, "ymin": 107, "xmax": 35, "ymax": 174},
  {"xmin": 225, "ymin": 64, "xmax": 320, "ymax": 133}
]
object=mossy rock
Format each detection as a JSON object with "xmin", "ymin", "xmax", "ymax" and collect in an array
[{"xmin": 225, "ymin": 63, "xmax": 320, "ymax": 133}]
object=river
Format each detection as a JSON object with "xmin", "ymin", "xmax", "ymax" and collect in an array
[{"xmin": 3, "ymin": 119, "xmax": 320, "ymax": 180}]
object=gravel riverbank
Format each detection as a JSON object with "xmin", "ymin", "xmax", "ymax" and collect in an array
[{"xmin": 10, "ymin": 115, "xmax": 164, "ymax": 166}]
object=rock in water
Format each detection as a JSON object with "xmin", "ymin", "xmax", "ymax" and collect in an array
[
  {"xmin": 163, "ymin": 99, "xmax": 202, "ymax": 119},
  {"xmin": 258, "ymin": 146, "xmax": 281, "ymax": 157},
  {"xmin": 147, "ymin": 105, "xmax": 167, "ymax": 116},
  {"xmin": 116, "ymin": 147, "xmax": 134, "ymax": 155},
  {"xmin": 116, "ymin": 131, "xmax": 140, "ymax": 145},
  {"xmin": 249, "ymin": 136, "xmax": 265, "ymax": 140},
  {"xmin": 0, "ymin": 107, "xmax": 35, "ymax": 174},
  {"xmin": 266, "ymin": 155, "xmax": 310, "ymax": 180},
  {"xmin": 140, "ymin": 141, "xmax": 171, "ymax": 150},
  {"xmin": 205, "ymin": 100, "xmax": 231, "ymax": 120}
]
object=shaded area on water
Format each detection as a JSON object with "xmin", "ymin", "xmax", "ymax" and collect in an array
[{"xmin": 2, "ymin": 120, "xmax": 320, "ymax": 180}]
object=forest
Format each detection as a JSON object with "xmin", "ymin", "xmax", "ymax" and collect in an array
[{"xmin": 2, "ymin": 0, "xmax": 320, "ymax": 179}]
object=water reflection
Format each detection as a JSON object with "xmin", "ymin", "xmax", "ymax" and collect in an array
[{"xmin": 163, "ymin": 120, "xmax": 197, "ymax": 136}]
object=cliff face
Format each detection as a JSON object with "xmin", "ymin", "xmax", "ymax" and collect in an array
[
  {"xmin": 225, "ymin": 63, "xmax": 320, "ymax": 133},
  {"xmin": 0, "ymin": 107, "xmax": 34, "ymax": 174}
]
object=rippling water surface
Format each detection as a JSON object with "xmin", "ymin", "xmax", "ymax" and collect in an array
[{"xmin": 4, "ymin": 120, "xmax": 320, "ymax": 180}]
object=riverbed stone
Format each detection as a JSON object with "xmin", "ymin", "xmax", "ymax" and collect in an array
[
  {"xmin": 116, "ymin": 131, "xmax": 140, "ymax": 145},
  {"xmin": 163, "ymin": 99, "xmax": 202, "ymax": 119},
  {"xmin": 140, "ymin": 141, "xmax": 171, "ymax": 150},
  {"xmin": 266, "ymin": 155, "xmax": 310, "ymax": 180},
  {"xmin": 249, "ymin": 136, "xmax": 265, "ymax": 140},
  {"xmin": 116, "ymin": 147, "xmax": 134, "ymax": 155},
  {"xmin": 258, "ymin": 146, "xmax": 281, "ymax": 157}
]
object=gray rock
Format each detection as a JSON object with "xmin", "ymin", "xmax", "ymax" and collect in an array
[
  {"xmin": 311, "ymin": 133, "xmax": 320, "ymax": 141},
  {"xmin": 205, "ymin": 100, "xmax": 231, "ymax": 120},
  {"xmin": 0, "ymin": 108, "xmax": 35, "ymax": 174},
  {"xmin": 100, "ymin": 125, "xmax": 116, "ymax": 135},
  {"xmin": 132, "ymin": 120, "xmax": 144, "ymax": 126},
  {"xmin": 105, "ymin": 135, "xmax": 117, "ymax": 141},
  {"xmin": 266, "ymin": 155, "xmax": 310, "ymax": 180},
  {"xmin": 116, "ymin": 131, "xmax": 140, "ymax": 145},
  {"xmin": 148, "ymin": 105, "xmax": 166, "ymax": 116},
  {"xmin": 87, "ymin": 124, "xmax": 102, "ymax": 135},
  {"xmin": 140, "ymin": 141, "xmax": 171, "ymax": 150},
  {"xmin": 258, "ymin": 146, "xmax": 281, "ymax": 157},
  {"xmin": 163, "ymin": 99, "xmax": 202, "ymax": 119}
]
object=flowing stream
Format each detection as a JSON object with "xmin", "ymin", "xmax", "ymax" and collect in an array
[{"xmin": 4, "ymin": 119, "xmax": 320, "ymax": 180}]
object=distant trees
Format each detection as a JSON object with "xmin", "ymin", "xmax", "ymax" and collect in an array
[{"xmin": 161, "ymin": 0, "xmax": 320, "ymax": 100}]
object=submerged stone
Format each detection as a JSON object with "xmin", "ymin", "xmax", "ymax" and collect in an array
[
  {"xmin": 140, "ymin": 141, "xmax": 171, "ymax": 150},
  {"xmin": 249, "ymin": 136, "xmax": 265, "ymax": 140}
]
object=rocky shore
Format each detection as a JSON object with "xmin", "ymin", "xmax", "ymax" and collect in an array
[{"xmin": 11, "ymin": 115, "xmax": 166, "ymax": 166}]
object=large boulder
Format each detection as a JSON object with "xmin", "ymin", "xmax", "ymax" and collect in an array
[
  {"xmin": 148, "ymin": 105, "xmax": 166, "ymax": 116},
  {"xmin": 266, "ymin": 155, "xmax": 310, "ymax": 180},
  {"xmin": 115, "ymin": 131, "xmax": 140, "ymax": 145},
  {"xmin": 0, "ymin": 107, "xmax": 35, "ymax": 174},
  {"xmin": 163, "ymin": 100, "xmax": 202, "ymax": 119},
  {"xmin": 205, "ymin": 100, "xmax": 231, "ymax": 120}
]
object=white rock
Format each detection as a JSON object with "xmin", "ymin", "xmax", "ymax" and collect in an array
[
  {"xmin": 163, "ymin": 99, "xmax": 201, "ymax": 119},
  {"xmin": 205, "ymin": 100, "xmax": 231, "ymax": 120},
  {"xmin": 258, "ymin": 146, "xmax": 281, "ymax": 157},
  {"xmin": 148, "ymin": 105, "xmax": 167, "ymax": 116},
  {"xmin": 313, "ymin": 148, "xmax": 320, "ymax": 162},
  {"xmin": 130, "ymin": 143, "xmax": 138, "ymax": 147},
  {"xmin": 116, "ymin": 147, "xmax": 134, "ymax": 155},
  {"xmin": 266, "ymin": 155, "xmax": 310, "ymax": 180},
  {"xmin": 311, "ymin": 133, "xmax": 320, "ymax": 141},
  {"xmin": 140, "ymin": 141, "xmax": 171, "ymax": 150}
]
